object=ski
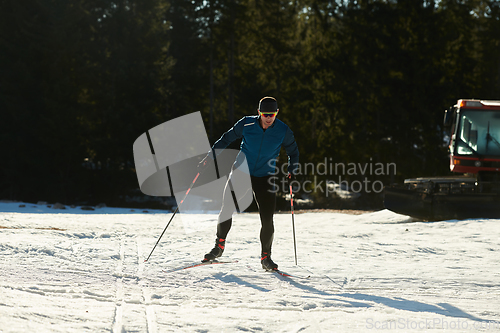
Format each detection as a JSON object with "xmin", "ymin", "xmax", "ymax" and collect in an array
[
  {"xmin": 163, "ymin": 260, "xmax": 238, "ymax": 273},
  {"xmin": 245, "ymin": 264, "xmax": 310, "ymax": 279},
  {"xmin": 269, "ymin": 269, "xmax": 310, "ymax": 279}
]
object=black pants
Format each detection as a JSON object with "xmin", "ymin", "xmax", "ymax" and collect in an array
[{"xmin": 217, "ymin": 175, "xmax": 276, "ymax": 254}]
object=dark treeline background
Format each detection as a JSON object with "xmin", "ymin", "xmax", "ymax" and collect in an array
[{"xmin": 2, "ymin": 0, "xmax": 500, "ymax": 209}]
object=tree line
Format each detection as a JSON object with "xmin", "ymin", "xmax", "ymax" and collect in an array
[{"xmin": 1, "ymin": 0, "xmax": 500, "ymax": 208}]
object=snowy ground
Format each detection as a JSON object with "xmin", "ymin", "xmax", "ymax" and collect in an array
[{"xmin": 1, "ymin": 202, "xmax": 500, "ymax": 332}]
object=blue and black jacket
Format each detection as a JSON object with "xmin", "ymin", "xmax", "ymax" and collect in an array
[{"xmin": 212, "ymin": 116, "xmax": 299, "ymax": 177}]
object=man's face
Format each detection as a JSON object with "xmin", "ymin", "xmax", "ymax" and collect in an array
[{"xmin": 259, "ymin": 110, "xmax": 278, "ymax": 129}]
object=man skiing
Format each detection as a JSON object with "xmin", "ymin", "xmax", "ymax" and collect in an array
[{"xmin": 199, "ymin": 96, "xmax": 299, "ymax": 270}]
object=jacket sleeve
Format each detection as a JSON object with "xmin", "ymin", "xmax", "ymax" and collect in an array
[
  {"xmin": 282, "ymin": 127, "xmax": 299, "ymax": 174},
  {"xmin": 212, "ymin": 117, "xmax": 246, "ymax": 152}
]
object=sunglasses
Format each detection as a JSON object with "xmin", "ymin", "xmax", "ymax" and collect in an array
[{"xmin": 259, "ymin": 110, "xmax": 278, "ymax": 118}]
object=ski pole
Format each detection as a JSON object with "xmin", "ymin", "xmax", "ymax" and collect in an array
[
  {"xmin": 144, "ymin": 171, "xmax": 201, "ymax": 262},
  {"xmin": 289, "ymin": 179, "xmax": 298, "ymax": 265}
]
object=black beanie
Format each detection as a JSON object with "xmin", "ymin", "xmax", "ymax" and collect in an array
[{"xmin": 259, "ymin": 97, "xmax": 278, "ymax": 112}]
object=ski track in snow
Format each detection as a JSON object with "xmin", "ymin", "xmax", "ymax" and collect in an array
[{"xmin": 0, "ymin": 202, "xmax": 500, "ymax": 332}]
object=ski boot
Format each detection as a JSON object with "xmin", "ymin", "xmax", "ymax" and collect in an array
[
  {"xmin": 202, "ymin": 238, "xmax": 225, "ymax": 262},
  {"xmin": 261, "ymin": 252, "xmax": 278, "ymax": 271}
]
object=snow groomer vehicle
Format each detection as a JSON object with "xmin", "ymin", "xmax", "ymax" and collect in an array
[{"xmin": 384, "ymin": 99, "xmax": 500, "ymax": 220}]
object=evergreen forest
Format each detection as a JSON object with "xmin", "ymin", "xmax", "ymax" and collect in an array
[{"xmin": 2, "ymin": 0, "xmax": 500, "ymax": 209}]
